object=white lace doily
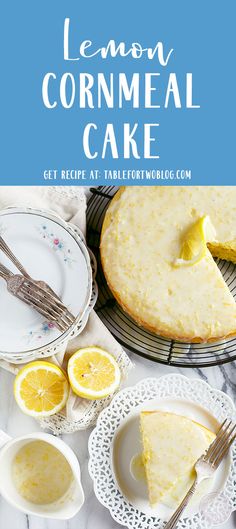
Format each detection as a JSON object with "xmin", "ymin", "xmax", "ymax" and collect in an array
[
  {"xmin": 88, "ymin": 374, "xmax": 236, "ymax": 529},
  {"xmin": 47, "ymin": 186, "xmax": 87, "ymax": 201}
]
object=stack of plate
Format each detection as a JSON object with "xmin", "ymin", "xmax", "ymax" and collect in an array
[{"xmin": 0, "ymin": 207, "xmax": 97, "ymax": 363}]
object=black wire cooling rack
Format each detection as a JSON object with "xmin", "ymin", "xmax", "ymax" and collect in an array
[{"xmin": 87, "ymin": 186, "xmax": 236, "ymax": 368}]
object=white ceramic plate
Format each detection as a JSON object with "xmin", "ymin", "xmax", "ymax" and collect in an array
[
  {"xmin": 0, "ymin": 208, "xmax": 93, "ymax": 355},
  {"xmin": 88, "ymin": 374, "xmax": 236, "ymax": 529}
]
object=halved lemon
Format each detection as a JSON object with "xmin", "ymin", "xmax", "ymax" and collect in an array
[
  {"xmin": 67, "ymin": 347, "xmax": 121, "ymax": 400},
  {"xmin": 14, "ymin": 361, "xmax": 69, "ymax": 417},
  {"xmin": 174, "ymin": 215, "xmax": 216, "ymax": 267}
]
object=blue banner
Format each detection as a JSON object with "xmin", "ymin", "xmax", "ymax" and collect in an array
[{"xmin": 1, "ymin": 0, "xmax": 235, "ymax": 185}]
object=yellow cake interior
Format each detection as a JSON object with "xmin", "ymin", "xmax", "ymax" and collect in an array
[
  {"xmin": 100, "ymin": 187, "xmax": 236, "ymax": 342},
  {"xmin": 140, "ymin": 411, "xmax": 215, "ymax": 507}
]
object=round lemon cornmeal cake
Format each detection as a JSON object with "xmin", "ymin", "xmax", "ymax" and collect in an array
[{"xmin": 100, "ymin": 187, "xmax": 236, "ymax": 343}]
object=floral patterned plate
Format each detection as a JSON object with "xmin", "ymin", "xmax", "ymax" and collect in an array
[{"xmin": 0, "ymin": 207, "xmax": 93, "ymax": 358}]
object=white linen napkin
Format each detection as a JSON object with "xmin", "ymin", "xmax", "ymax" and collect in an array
[{"xmin": 0, "ymin": 186, "xmax": 132, "ymax": 433}]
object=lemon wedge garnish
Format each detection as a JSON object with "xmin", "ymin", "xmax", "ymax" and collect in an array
[
  {"xmin": 14, "ymin": 361, "xmax": 69, "ymax": 417},
  {"xmin": 174, "ymin": 215, "xmax": 216, "ymax": 267},
  {"xmin": 68, "ymin": 346, "xmax": 121, "ymax": 400}
]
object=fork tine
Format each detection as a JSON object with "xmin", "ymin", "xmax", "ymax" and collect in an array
[
  {"xmin": 20, "ymin": 287, "xmax": 74, "ymax": 331},
  {"xmin": 21, "ymin": 281, "xmax": 75, "ymax": 325},
  {"xmin": 25, "ymin": 277, "xmax": 66, "ymax": 308},
  {"xmin": 15, "ymin": 290, "xmax": 66, "ymax": 332},
  {"xmin": 21, "ymin": 286, "xmax": 59, "ymax": 314},
  {"xmin": 203, "ymin": 419, "xmax": 229, "ymax": 461},
  {"xmin": 207, "ymin": 421, "xmax": 233, "ymax": 463},
  {"xmin": 25, "ymin": 281, "xmax": 75, "ymax": 324},
  {"xmin": 21, "ymin": 287, "xmax": 73, "ymax": 332},
  {"xmin": 212, "ymin": 427, "xmax": 236, "ymax": 468},
  {"xmin": 20, "ymin": 286, "xmax": 70, "ymax": 328},
  {"xmin": 23, "ymin": 280, "xmax": 65, "ymax": 311}
]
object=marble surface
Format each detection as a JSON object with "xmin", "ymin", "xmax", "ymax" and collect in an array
[{"xmin": 0, "ymin": 352, "xmax": 235, "ymax": 529}]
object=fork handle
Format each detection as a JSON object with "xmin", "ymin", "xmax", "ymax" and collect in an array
[
  {"xmin": 0, "ymin": 236, "xmax": 30, "ymax": 277},
  {"xmin": 0, "ymin": 262, "xmax": 14, "ymax": 279},
  {"xmin": 164, "ymin": 478, "xmax": 198, "ymax": 529},
  {"xmin": 0, "ymin": 269, "xmax": 9, "ymax": 280}
]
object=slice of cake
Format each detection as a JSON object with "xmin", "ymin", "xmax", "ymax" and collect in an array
[{"xmin": 140, "ymin": 411, "xmax": 215, "ymax": 507}]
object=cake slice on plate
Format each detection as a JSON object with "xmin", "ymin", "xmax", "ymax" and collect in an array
[{"xmin": 140, "ymin": 411, "xmax": 215, "ymax": 507}]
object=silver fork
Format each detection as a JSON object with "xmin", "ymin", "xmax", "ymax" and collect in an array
[
  {"xmin": 0, "ymin": 262, "xmax": 73, "ymax": 333},
  {"xmin": 0, "ymin": 235, "xmax": 75, "ymax": 328},
  {"xmin": 0, "ymin": 235, "xmax": 72, "ymax": 308},
  {"xmin": 164, "ymin": 419, "xmax": 236, "ymax": 529}
]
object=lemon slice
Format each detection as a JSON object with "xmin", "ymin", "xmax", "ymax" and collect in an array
[
  {"xmin": 14, "ymin": 361, "xmax": 69, "ymax": 417},
  {"xmin": 68, "ymin": 347, "xmax": 121, "ymax": 400},
  {"xmin": 174, "ymin": 215, "xmax": 216, "ymax": 267}
]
